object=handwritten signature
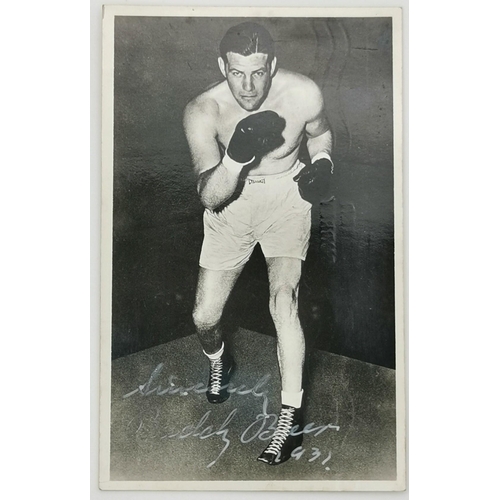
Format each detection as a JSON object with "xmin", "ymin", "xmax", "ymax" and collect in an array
[
  {"xmin": 123, "ymin": 364, "xmax": 340, "ymax": 468},
  {"xmin": 123, "ymin": 363, "xmax": 271, "ymax": 406}
]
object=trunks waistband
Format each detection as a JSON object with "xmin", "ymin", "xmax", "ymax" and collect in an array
[{"xmin": 245, "ymin": 159, "xmax": 302, "ymax": 183}]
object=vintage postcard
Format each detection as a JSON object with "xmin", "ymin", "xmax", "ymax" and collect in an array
[{"xmin": 100, "ymin": 5, "xmax": 405, "ymax": 491}]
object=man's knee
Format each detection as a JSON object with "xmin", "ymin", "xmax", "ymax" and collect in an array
[
  {"xmin": 192, "ymin": 303, "xmax": 222, "ymax": 331},
  {"xmin": 269, "ymin": 283, "xmax": 299, "ymax": 320}
]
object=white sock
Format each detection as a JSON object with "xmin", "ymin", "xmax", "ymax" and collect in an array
[
  {"xmin": 203, "ymin": 342, "xmax": 224, "ymax": 360},
  {"xmin": 281, "ymin": 389, "xmax": 303, "ymax": 409}
]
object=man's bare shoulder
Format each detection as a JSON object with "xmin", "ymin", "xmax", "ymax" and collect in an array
[
  {"xmin": 274, "ymin": 69, "xmax": 324, "ymax": 115},
  {"xmin": 184, "ymin": 94, "xmax": 218, "ymax": 123},
  {"xmin": 184, "ymin": 81, "xmax": 228, "ymax": 121},
  {"xmin": 276, "ymin": 69, "xmax": 321, "ymax": 95}
]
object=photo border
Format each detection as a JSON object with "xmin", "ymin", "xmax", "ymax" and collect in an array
[{"xmin": 99, "ymin": 4, "xmax": 405, "ymax": 491}]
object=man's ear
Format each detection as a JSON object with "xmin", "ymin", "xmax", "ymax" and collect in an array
[
  {"xmin": 270, "ymin": 57, "xmax": 277, "ymax": 77},
  {"xmin": 218, "ymin": 57, "xmax": 227, "ymax": 78}
]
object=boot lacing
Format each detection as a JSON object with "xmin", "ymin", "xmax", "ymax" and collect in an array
[
  {"xmin": 208, "ymin": 357, "xmax": 223, "ymax": 395},
  {"xmin": 266, "ymin": 407, "xmax": 295, "ymax": 455}
]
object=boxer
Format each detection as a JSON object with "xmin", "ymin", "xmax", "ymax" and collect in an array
[{"xmin": 183, "ymin": 21, "xmax": 333, "ymax": 465}]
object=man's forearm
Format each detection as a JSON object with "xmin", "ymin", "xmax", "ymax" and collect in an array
[
  {"xmin": 197, "ymin": 161, "xmax": 242, "ymax": 210},
  {"xmin": 307, "ymin": 129, "xmax": 333, "ymax": 162}
]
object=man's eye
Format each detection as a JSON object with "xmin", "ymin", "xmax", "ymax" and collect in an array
[
  {"xmin": 255, "ymin": 71, "xmax": 265, "ymax": 77},
  {"xmin": 231, "ymin": 71, "xmax": 241, "ymax": 76}
]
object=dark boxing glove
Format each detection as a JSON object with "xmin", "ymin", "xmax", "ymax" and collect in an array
[
  {"xmin": 223, "ymin": 110, "xmax": 286, "ymax": 172},
  {"xmin": 293, "ymin": 157, "xmax": 334, "ymax": 204}
]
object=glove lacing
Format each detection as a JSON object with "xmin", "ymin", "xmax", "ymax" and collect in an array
[
  {"xmin": 266, "ymin": 406, "xmax": 296, "ymax": 455},
  {"xmin": 208, "ymin": 357, "xmax": 224, "ymax": 395}
]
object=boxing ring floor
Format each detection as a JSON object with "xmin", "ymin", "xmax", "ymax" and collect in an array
[{"xmin": 109, "ymin": 328, "xmax": 396, "ymax": 482}]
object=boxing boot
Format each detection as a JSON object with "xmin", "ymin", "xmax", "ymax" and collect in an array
[
  {"xmin": 257, "ymin": 404, "xmax": 303, "ymax": 465},
  {"xmin": 206, "ymin": 348, "xmax": 234, "ymax": 404}
]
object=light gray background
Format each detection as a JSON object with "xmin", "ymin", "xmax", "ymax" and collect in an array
[{"xmin": 91, "ymin": 0, "xmax": 409, "ymax": 498}]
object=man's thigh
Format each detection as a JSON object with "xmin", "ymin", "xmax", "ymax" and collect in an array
[
  {"xmin": 258, "ymin": 183, "xmax": 311, "ymax": 263},
  {"xmin": 265, "ymin": 257, "xmax": 303, "ymax": 292},
  {"xmin": 200, "ymin": 209, "xmax": 256, "ymax": 271},
  {"xmin": 194, "ymin": 265, "xmax": 244, "ymax": 315}
]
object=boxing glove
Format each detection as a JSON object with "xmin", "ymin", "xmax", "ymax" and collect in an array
[
  {"xmin": 226, "ymin": 110, "xmax": 286, "ymax": 165},
  {"xmin": 293, "ymin": 157, "xmax": 334, "ymax": 204}
]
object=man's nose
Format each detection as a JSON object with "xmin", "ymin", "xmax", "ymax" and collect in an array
[{"xmin": 242, "ymin": 75, "xmax": 254, "ymax": 92}]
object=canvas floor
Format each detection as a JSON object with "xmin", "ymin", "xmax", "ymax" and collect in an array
[{"xmin": 109, "ymin": 328, "xmax": 396, "ymax": 482}]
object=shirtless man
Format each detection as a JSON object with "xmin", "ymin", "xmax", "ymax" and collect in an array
[{"xmin": 183, "ymin": 22, "xmax": 333, "ymax": 465}]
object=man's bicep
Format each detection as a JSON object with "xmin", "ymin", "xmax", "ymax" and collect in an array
[
  {"xmin": 183, "ymin": 105, "xmax": 221, "ymax": 175},
  {"xmin": 304, "ymin": 83, "xmax": 331, "ymax": 138},
  {"xmin": 305, "ymin": 112, "xmax": 330, "ymax": 139}
]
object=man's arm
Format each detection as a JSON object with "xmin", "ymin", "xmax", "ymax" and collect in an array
[
  {"xmin": 293, "ymin": 81, "xmax": 334, "ymax": 204},
  {"xmin": 183, "ymin": 99, "xmax": 241, "ymax": 210},
  {"xmin": 304, "ymin": 83, "xmax": 333, "ymax": 163},
  {"xmin": 184, "ymin": 102, "xmax": 287, "ymax": 210}
]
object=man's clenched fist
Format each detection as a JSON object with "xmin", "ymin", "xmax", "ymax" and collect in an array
[
  {"xmin": 293, "ymin": 158, "xmax": 334, "ymax": 204},
  {"xmin": 227, "ymin": 110, "xmax": 286, "ymax": 165}
]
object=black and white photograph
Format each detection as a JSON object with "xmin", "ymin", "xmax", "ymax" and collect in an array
[{"xmin": 100, "ymin": 5, "xmax": 404, "ymax": 491}]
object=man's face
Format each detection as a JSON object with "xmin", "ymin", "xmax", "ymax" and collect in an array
[{"xmin": 219, "ymin": 52, "xmax": 276, "ymax": 112}]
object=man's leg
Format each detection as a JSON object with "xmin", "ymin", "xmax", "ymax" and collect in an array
[
  {"xmin": 192, "ymin": 265, "xmax": 244, "ymax": 403},
  {"xmin": 258, "ymin": 256, "xmax": 305, "ymax": 464},
  {"xmin": 267, "ymin": 257, "xmax": 305, "ymax": 394}
]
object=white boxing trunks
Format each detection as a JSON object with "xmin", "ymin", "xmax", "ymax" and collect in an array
[{"xmin": 199, "ymin": 160, "xmax": 312, "ymax": 271}]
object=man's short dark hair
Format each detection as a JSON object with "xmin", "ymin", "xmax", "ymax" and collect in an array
[{"xmin": 219, "ymin": 22, "xmax": 275, "ymax": 63}]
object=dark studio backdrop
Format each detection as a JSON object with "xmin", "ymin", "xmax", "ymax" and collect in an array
[{"xmin": 112, "ymin": 17, "xmax": 395, "ymax": 369}]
